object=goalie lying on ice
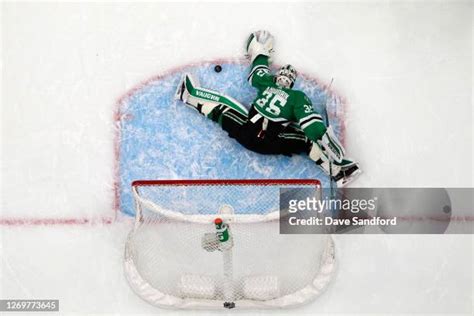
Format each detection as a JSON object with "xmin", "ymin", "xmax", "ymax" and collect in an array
[{"xmin": 175, "ymin": 30, "xmax": 361, "ymax": 187}]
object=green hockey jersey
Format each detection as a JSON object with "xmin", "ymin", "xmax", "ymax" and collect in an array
[{"xmin": 248, "ymin": 56, "xmax": 326, "ymax": 142}]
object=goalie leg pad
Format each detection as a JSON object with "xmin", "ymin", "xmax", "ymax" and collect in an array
[
  {"xmin": 308, "ymin": 142, "xmax": 342, "ymax": 176},
  {"xmin": 176, "ymin": 74, "xmax": 249, "ymax": 118},
  {"xmin": 317, "ymin": 126, "xmax": 345, "ymax": 163},
  {"xmin": 175, "ymin": 73, "xmax": 199, "ymax": 103},
  {"xmin": 309, "ymin": 142, "xmax": 362, "ymax": 186}
]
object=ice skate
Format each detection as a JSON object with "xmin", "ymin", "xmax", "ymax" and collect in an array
[{"xmin": 332, "ymin": 159, "xmax": 362, "ymax": 187}]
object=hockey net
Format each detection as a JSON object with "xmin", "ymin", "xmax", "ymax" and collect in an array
[{"xmin": 124, "ymin": 179, "xmax": 336, "ymax": 309}]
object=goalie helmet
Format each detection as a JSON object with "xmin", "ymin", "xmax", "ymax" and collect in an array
[{"xmin": 276, "ymin": 64, "xmax": 297, "ymax": 88}]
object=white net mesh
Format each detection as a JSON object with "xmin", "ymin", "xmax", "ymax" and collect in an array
[{"xmin": 124, "ymin": 180, "xmax": 336, "ymax": 309}]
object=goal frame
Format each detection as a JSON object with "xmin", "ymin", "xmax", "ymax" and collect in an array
[{"xmin": 125, "ymin": 178, "xmax": 336, "ymax": 310}]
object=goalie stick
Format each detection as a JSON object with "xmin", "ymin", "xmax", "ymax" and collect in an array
[{"xmin": 321, "ymin": 78, "xmax": 336, "ymax": 199}]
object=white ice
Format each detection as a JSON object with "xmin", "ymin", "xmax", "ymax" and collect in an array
[{"xmin": 1, "ymin": 2, "xmax": 472, "ymax": 315}]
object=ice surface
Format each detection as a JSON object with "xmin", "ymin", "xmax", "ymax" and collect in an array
[{"xmin": 1, "ymin": 2, "xmax": 472, "ymax": 315}]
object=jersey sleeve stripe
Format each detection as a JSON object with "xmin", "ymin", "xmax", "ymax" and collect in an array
[
  {"xmin": 299, "ymin": 117, "xmax": 323, "ymax": 130},
  {"xmin": 247, "ymin": 65, "xmax": 270, "ymax": 83},
  {"xmin": 298, "ymin": 113, "xmax": 323, "ymax": 125},
  {"xmin": 300, "ymin": 118, "xmax": 323, "ymax": 130}
]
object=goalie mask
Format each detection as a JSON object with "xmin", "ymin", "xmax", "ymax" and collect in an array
[{"xmin": 276, "ymin": 64, "xmax": 297, "ymax": 88}]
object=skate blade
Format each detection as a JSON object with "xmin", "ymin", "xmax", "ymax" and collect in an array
[{"xmin": 337, "ymin": 168, "xmax": 363, "ymax": 187}]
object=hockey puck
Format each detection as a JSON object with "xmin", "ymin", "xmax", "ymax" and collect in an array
[
  {"xmin": 214, "ymin": 65, "xmax": 222, "ymax": 73},
  {"xmin": 223, "ymin": 302, "xmax": 235, "ymax": 309}
]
